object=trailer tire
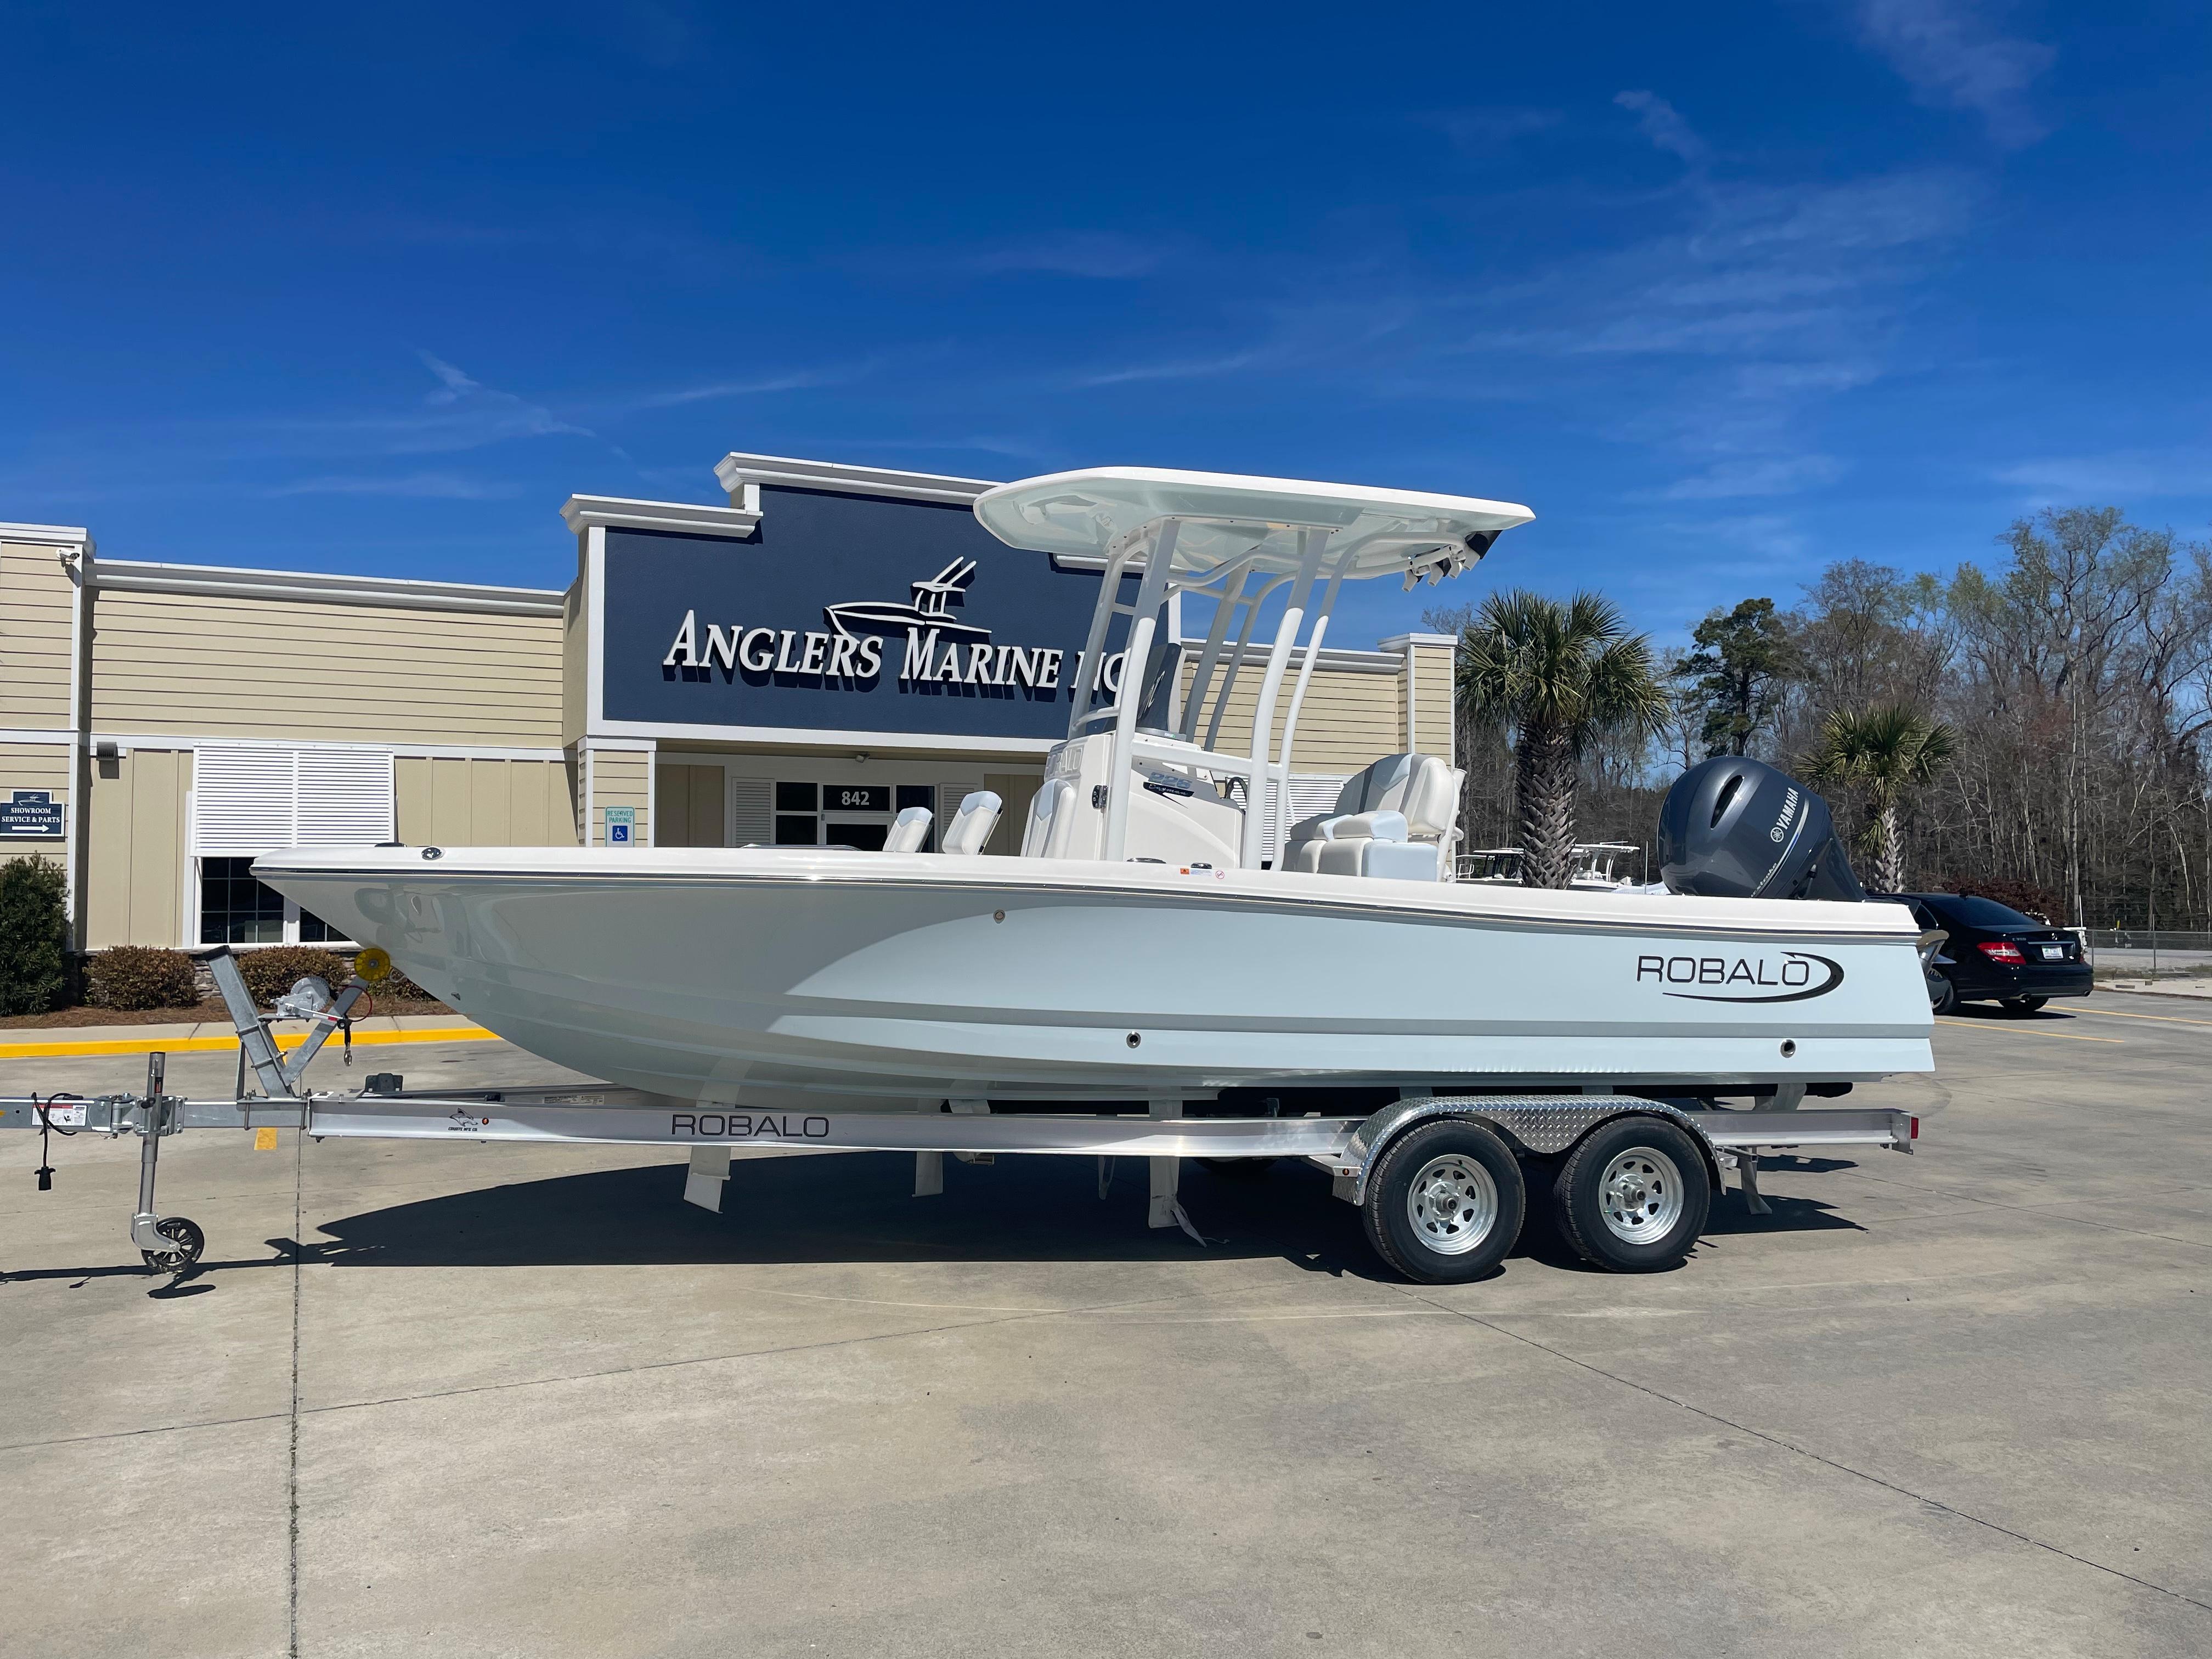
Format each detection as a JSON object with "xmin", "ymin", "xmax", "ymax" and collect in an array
[
  {"xmin": 1553, "ymin": 1119, "xmax": 1709, "ymax": 1274},
  {"xmin": 1362, "ymin": 1119, "xmax": 1524, "ymax": 1284}
]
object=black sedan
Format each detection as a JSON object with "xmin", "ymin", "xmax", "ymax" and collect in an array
[{"xmin": 1877, "ymin": 892, "xmax": 2094, "ymax": 1014}]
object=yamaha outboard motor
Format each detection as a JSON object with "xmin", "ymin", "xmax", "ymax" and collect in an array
[{"xmin": 1657, "ymin": 755, "xmax": 1866, "ymax": 902}]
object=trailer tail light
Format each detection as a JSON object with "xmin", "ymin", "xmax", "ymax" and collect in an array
[
  {"xmin": 1910, "ymin": 1115, "xmax": 1920, "ymax": 1140},
  {"xmin": 1977, "ymin": 940, "xmax": 2026, "ymax": 965}
]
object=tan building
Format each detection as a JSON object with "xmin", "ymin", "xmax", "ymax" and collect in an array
[{"xmin": 1, "ymin": 455, "xmax": 1456, "ymax": 952}]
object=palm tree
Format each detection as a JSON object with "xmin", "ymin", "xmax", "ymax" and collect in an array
[
  {"xmin": 1802, "ymin": 704, "xmax": 1957, "ymax": 891},
  {"xmin": 1455, "ymin": 591, "xmax": 1670, "ymax": 889}
]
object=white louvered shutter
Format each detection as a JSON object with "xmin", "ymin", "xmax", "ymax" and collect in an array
[
  {"xmin": 192, "ymin": 746, "xmax": 393, "ymax": 854},
  {"xmin": 295, "ymin": 749, "xmax": 395, "ymax": 845},
  {"xmin": 191, "ymin": 748, "xmax": 300, "ymax": 855},
  {"xmin": 727, "ymin": 777, "xmax": 772, "ymax": 847}
]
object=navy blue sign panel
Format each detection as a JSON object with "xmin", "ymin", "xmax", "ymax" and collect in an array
[
  {"xmin": 2, "ymin": 789, "xmax": 64, "ymax": 837},
  {"xmin": 600, "ymin": 487, "xmax": 1130, "ymax": 739}
]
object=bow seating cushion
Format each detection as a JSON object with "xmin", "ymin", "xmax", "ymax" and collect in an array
[
  {"xmin": 941, "ymin": 791, "xmax": 1001, "ymax": 856},
  {"xmin": 884, "ymin": 806, "xmax": 933, "ymax": 853}
]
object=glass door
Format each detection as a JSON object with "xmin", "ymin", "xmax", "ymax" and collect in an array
[
  {"xmin": 822, "ymin": 781, "xmax": 891, "ymax": 850},
  {"xmin": 775, "ymin": 780, "xmax": 933, "ymax": 849}
]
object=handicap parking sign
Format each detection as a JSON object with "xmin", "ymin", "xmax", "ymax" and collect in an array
[{"xmin": 604, "ymin": 806, "xmax": 635, "ymax": 845}]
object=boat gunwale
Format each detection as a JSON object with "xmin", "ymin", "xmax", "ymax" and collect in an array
[{"xmin": 256, "ymin": 854, "xmax": 1927, "ymax": 946}]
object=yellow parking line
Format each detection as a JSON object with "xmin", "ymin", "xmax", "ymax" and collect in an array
[
  {"xmin": 2074, "ymin": 1006, "xmax": 2212, "ymax": 1028},
  {"xmin": 0, "ymin": 1025, "xmax": 498, "ymax": 1059},
  {"xmin": 1934, "ymin": 1017, "xmax": 2121, "ymax": 1043}
]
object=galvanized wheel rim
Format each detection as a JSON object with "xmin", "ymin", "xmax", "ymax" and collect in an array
[
  {"xmin": 1598, "ymin": 1147, "xmax": 1683, "ymax": 1243},
  {"xmin": 1406, "ymin": 1154, "xmax": 1499, "ymax": 1256}
]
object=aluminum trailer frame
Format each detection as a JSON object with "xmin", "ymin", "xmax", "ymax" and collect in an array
[{"xmin": 2, "ymin": 950, "xmax": 1917, "ymax": 1281}]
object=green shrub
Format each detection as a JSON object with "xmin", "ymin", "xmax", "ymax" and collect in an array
[
  {"xmin": 236, "ymin": 945, "xmax": 354, "ymax": 1008},
  {"xmin": 0, "ymin": 855, "xmax": 69, "ymax": 1016},
  {"xmin": 378, "ymin": 964, "xmax": 435, "ymax": 1003},
  {"xmin": 87, "ymin": 945, "xmax": 200, "ymax": 1010}
]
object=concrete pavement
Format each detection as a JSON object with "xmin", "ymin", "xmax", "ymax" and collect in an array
[{"xmin": 3, "ymin": 997, "xmax": 2208, "ymax": 1657}]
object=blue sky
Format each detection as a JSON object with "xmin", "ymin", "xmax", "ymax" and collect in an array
[{"xmin": 3, "ymin": 1, "xmax": 2206, "ymax": 649}]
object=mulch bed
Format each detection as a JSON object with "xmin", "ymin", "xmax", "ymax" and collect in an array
[{"xmin": 0, "ymin": 996, "xmax": 455, "ymax": 1030}]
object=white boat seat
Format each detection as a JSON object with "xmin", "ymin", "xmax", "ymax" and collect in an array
[
  {"xmin": 1317, "ymin": 836, "xmax": 1441, "ymax": 882},
  {"xmin": 941, "ymin": 791, "xmax": 1002, "ymax": 856},
  {"xmin": 1314, "ymin": 810, "xmax": 1407, "ymax": 843},
  {"xmin": 1282, "ymin": 754, "xmax": 1460, "ymax": 879},
  {"xmin": 1020, "ymin": 777, "xmax": 1080, "ymax": 859},
  {"xmin": 884, "ymin": 805, "xmax": 933, "ymax": 854}
]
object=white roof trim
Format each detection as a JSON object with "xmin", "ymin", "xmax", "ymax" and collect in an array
[
  {"xmin": 713, "ymin": 452, "xmax": 999, "ymax": 505},
  {"xmin": 560, "ymin": 495, "xmax": 764, "ymax": 539},
  {"xmin": 1177, "ymin": 639, "xmax": 1403, "ymax": 675},
  {"xmin": 589, "ymin": 714, "xmax": 1054, "ymax": 755},
  {"xmin": 1378, "ymin": 632, "xmax": 1460, "ymax": 650},
  {"xmin": 89, "ymin": 558, "xmax": 566, "ymax": 616},
  {"xmin": 1, "ymin": 522, "xmax": 92, "ymax": 551},
  {"xmin": 89, "ymin": 733, "xmax": 568, "ymax": 761}
]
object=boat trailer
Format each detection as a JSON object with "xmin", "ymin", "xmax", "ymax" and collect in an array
[{"xmin": 3, "ymin": 950, "xmax": 1917, "ymax": 1282}]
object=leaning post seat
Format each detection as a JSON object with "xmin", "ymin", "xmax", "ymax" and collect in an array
[
  {"xmin": 883, "ymin": 805, "xmax": 934, "ymax": 854},
  {"xmin": 1281, "ymin": 753, "xmax": 1461, "ymax": 879},
  {"xmin": 940, "ymin": 791, "xmax": 1002, "ymax": 856}
]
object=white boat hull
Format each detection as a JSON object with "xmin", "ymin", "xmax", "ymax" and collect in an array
[{"xmin": 257, "ymin": 847, "xmax": 1933, "ymax": 1109}]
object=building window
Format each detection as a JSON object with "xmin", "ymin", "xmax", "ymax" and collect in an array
[
  {"xmin": 198, "ymin": 856, "xmax": 348, "ymax": 946},
  {"xmin": 200, "ymin": 858, "xmax": 285, "ymax": 944},
  {"xmin": 775, "ymin": 781, "xmax": 820, "ymax": 845}
]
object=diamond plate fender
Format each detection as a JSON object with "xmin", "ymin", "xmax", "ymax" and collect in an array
[{"xmin": 1328, "ymin": 1095, "xmax": 1724, "ymax": 1206}]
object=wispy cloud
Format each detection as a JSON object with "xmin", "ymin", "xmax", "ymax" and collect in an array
[
  {"xmin": 608, "ymin": 365, "xmax": 873, "ymax": 413},
  {"xmin": 1849, "ymin": 0, "xmax": 2055, "ymax": 148},
  {"xmin": 1615, "ymin": 90, "xmax": 1711, "ymax": 166},
  {"xmin": 240, "ymin": 354, "xmax": 596, "ymax": 459},
  {"xmin": 261, "ymin": 470, "xmax": 522, "ymax": 500},
  {"xmin": 1661, "ymin": 455, "xmax": 1846, "ymax": 500},
  {"xmin": 1417, "ymin": 108, "xmax": 1564, "ymax": 155},
  {"xmin": 1991, "ymin": 449, "xmax": 2212, "ymax": 505},
  {"xmin": 1071, "ymin": 349, "xmax": 1269, "ymax": 388},
  {"xmin": 963, "ymin": 233, "xmax": 1167, "ymax": 280}
]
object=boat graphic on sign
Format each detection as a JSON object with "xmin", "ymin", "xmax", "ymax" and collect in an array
[{"xmin": 823, "ymin": 559, "xmax": 990, "ymax": 643}]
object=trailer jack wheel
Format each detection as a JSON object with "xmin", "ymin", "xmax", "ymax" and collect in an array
[{"xmin": 140, "ymin": 1216, "xmax": 205, "ymax": 1277}]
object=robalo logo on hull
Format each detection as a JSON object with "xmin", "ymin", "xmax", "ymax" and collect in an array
[{"xmin": 1635, "ymin": 951, "xmax": 1844, "ymax": 1003}]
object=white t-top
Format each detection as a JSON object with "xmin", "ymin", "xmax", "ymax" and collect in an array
[{"xmin": 972, "ymin": 466, "xmax": 1535, "ymax": 580}]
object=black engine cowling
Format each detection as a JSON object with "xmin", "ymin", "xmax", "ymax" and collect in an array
[{"xmin": 1657, "ymin": 755, "xmax": 1865, "ymax": 902}]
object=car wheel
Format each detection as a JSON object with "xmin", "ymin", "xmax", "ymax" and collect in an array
[
  {"xmin": 1999, "ymin": 996, "xmax": 2048, "ymax": 1015},
  {"xmin": 1929, "ymin": 972, "xmax": 1959, "ymax": 1015}
]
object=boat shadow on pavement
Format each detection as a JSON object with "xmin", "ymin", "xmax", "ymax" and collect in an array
[{"xmin": 3, "ymin": 1150, "xmax": 1867, "ymax": 1291}]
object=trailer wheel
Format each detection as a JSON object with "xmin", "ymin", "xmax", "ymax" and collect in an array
[
  {"xmin": 141, "ymin": 1216, "xmax": 205, "ymax": 1277},
  {"xmin": 1362, "ymin": 1119, "xmax": 1524, "ymax": 1284},
  {"xmin": 1553, "ymin": 1119, "xmax": 1709, "ymax": 1273}
]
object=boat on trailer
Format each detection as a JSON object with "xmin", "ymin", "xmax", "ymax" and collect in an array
[{"xmin": 9, "ymin": 468, "xmax": 1933, "ymax": 1284}]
